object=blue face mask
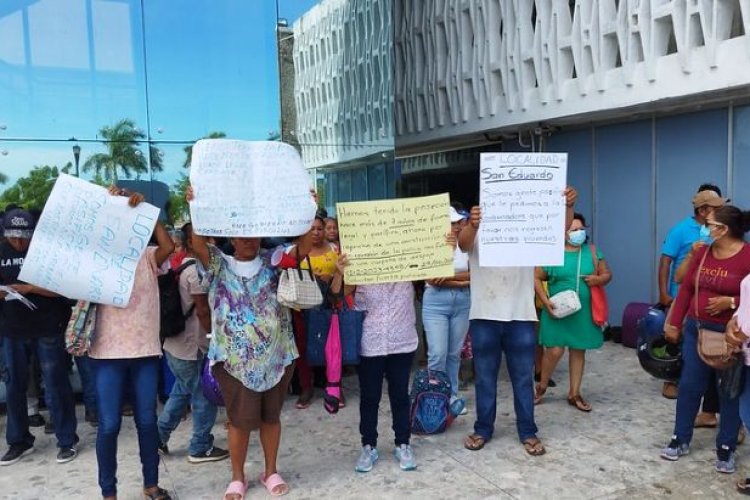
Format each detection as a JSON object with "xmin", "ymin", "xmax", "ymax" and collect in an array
[
  {"xmin": 568, "ymin": 229, "xmax": 586, "ymax": 246},
  {"xmin": 699, "ymin": 224, "xmax": 713, "ymax": 243}
]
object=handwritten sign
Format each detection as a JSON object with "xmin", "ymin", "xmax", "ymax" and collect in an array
[
  {"xmin": 337, "ymin": 194, "xmax": 454, "ymax": 284},
  {"xmin": 189, "ymin": 140, "xmax": 317, "ymax": 237},
  {"xmin": 18, "ymin": 174, "xmax": 159, "ymax": 307},
  {"xmin": 478, "ymin": 153, "xmax": 568, "ymax": 267}
]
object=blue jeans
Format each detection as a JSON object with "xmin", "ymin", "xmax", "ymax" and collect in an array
[
  {"xmin": 157, "ymin": 352, "xmax": 217, "ymax": 455},
  {"xmin": 92, "ymin": 357, "xmax": 160, "ymax": 498},
  {"xmin": 470, "ymin": 319, "xmax": 538, "ymax": 442},
  {"xmin": 673, "ymin": 318, "xmax": 740, "ymax": 450},
  {"xmin": 2, "ymin": 334, "xmax": 78, "ymax": 448},
  {"xmin": 738, "ymin": 366, "xmax": 750, "ymax": 433},
  {"xmin": 422, "ymin": 287, "xmax": 471, "ymax": 397},
  {"xmin": 74, "ymin": 354, "xmax": 97, "ymax": 414}
]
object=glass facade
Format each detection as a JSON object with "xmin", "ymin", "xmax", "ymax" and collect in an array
[{"xmin": 0, "ymin": 1, "xmax": 289, "ymax": 216}]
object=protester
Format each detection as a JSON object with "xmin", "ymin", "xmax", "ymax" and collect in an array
[
  {"xmin": 333, "ymin": 230, "xmax": 457, "ymax": 472},
  {"xmin": 422, "ymin": 206, "xmax": 471, "ymax": 412},
  {"xmin": 169, "ymin": 230, "xmax": 188, "ymax": 269},
  {"xmin": 325, "ymin": 217, "xmax": 339, "ymax": 248},
  {"xmin": 658, "ymin": 184, "xmax": 726, "ymax": 402},
  {"xmin": 725, "ymin": 256, "xmax": 750, "ymax": 493},
  {"xmin": 460, "ymin": 187, "xmax": 577, "ymax": 456},
  {"xmin": 289, "ymin": 214, "xmax": 339, "ymax": 410},
  {"xmin": 0, "ymin": 208, "xmax": 79, "ymax": 466},
  {"xmin": 88, "ymin": 188, "xmax": 175, "ymax": 500},
  {"xmin": 534, "ymin": 213, "xmax": 612, "ymax": 411},
  {"xmin": 661, "ymin": 205, "xmax": 750, "ymax": 474},
  {"xmin": 157, "ymin": 223, "xmax": 228, "ymax": 464},
  {"xmin": 332, "ymin": 260, "xmax": 420, "ymax": 472},
  {"xmin": 187, "ymin": 187, "xmax": 297, "ymax": 499}
]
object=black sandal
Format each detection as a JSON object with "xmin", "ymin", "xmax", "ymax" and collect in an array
[{"xmin": 143, "ymin": 487, "xmax": 172, "ymax": 500}]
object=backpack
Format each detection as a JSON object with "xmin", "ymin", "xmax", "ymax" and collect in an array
[
  {"xmin": 409, "ymin": 369, "xmax": 453, "ymax": 435},
  {"xmin": 158, "ymin": 260, "xmax": 197, "ymax": 340}
]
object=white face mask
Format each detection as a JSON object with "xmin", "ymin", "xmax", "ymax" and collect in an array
[{"xmin": 568, "ymin": 229, "xmax": 586, "ymax": 246}]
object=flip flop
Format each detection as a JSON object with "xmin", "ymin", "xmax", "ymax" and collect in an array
[
  {"xmin": 464, "ymin": 434, "xmax": 487, "ymax": 451},
  {"xmin": 223, "ymin": 480, "xmax": 247, "ymax": 500},
  {"xmin": 534, "ymin": 384, "xmax": 547, "ymax": 405},
  {"xmin": 523, "ymin": 437, "xmax": 546, "ymax": 456},
  {"xmin": 738, "ymin": 478, "xmax": 750, "ymax": 495},
  {"xmin": 567, "ymin": 395, "xmax": 592, "ymax": 412},
  {"xmin": 259, "ymin": 472, "xmax": 289, "ymax": 497}
]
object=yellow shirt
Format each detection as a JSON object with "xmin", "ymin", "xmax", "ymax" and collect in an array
[{"xmin": 299, "ymin": 245, "xmax": 338, "ymax": 277}]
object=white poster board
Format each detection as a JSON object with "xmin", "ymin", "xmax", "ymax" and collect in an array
[
  {"xmin": 478, "ymin": 153, "xmax": 568, "ymax": 267},
  {"xmin": 189, "ymin": 140, "xmax": 317, "ymax": 237},
  {"xmin": 18, "ymin": 174, "xmax": 160, "ymax": 307}
]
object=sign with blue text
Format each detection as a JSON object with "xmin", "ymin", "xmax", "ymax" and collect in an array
[
  {"xmin": 478, "ymin": 152, "xmax": 568, "ymax": 267},
  {"xmin": 18, "ymin": 174, "xmax": 159, "ymax": 307},
  {"xmin": 189, "ymin": 140, "xmax": 317, "ymax": 237}
]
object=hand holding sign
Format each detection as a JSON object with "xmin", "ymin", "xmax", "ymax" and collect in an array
[{"xmin": 478, "ymin": 153, "xmax": 568, "ymax": 267}]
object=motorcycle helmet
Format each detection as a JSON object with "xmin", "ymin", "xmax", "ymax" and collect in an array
[
  {"xmin": 637, "ymin": 335, "xmax": 682, "ymax": 381},
  {"xmin": 637, "ymin": 305, "xmax": 667, "ymax": 348}
]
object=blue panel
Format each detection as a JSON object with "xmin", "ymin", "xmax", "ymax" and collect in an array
[
  {"xmin": 595, "ymin": 120, "xmax": 654, "ymax": 322},
  {"xmin": 655, "ymin": 109, "xmax": 728, "ymax": 251},
  {"xmin": 546, "ymin": 128, "xmax": 594, "ymax": 220},
  {"xmin": 351, "ymin": 167, "xmax": 367, "ymax": 201},
  {"xmin": 732, "ymin": 105, "xmax": 750, "ymax": 208},
  {"xmin": 367, "ymin": 164, "xmax": 386, "ymax": 200}
]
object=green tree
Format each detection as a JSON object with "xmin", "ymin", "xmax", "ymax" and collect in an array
[
  {"xmin": 168, "ymin": 173, "xmax": 191, "ymax": 223},
  {"xmin": 182, "ymin": 131, "xmax": 227, "ymax": 168},
  {"xmin": 0, "ymin": 163, "xmax": 71, "ymax": 211},
  {"xmin": 0, "ymin": 172, "xmax": 7, "ymax": 184},
  {"xmin": 82, "ymin": 119, "xmax": 163, "ymax": 182}
]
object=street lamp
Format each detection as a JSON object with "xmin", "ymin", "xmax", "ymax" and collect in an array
[{"xmin": 72, "ymin": 144, "xmax": 81, "ymax": 177}]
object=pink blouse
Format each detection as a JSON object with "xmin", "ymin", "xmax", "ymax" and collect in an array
[
  {"xmin": 355, "ymin": 282, "xmax": 418, "ymax": 357},
  {"xmin": 89, "ymin": 248, "xmax": 162, "ymax": 359}
]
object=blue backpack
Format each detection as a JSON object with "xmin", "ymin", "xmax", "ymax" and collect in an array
[{"xmin": 409, "ymin": 369, "xmax": 453, "ymax": 435}]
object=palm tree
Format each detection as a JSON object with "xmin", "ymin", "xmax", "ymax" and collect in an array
[
  {"xmin": 182, "ymin": 131, "xmax": 227, "ymax": 168},
  {"xmin": 83, "ymin": 119, "xmax": 163, "ymax": 182}
]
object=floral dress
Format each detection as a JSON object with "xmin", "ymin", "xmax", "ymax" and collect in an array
[{"xmin": 203, "ymin": 245, "xmax": 298, "ymax": 392}]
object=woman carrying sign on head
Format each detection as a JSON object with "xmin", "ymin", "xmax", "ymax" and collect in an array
[
  {"xmin": 88, "ymin": 187, "xmax": 175, "ymax": 500},
  {"xmin": 186, "ymin": 186, "xmax": 298, "ymax": 500}
]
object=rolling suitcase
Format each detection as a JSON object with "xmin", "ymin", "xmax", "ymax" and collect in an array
[{"xmin": 621, "ymin": 302, "xmax": 651, "ymax": 348}]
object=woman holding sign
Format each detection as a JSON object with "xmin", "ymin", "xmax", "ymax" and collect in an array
[
  {"xmin": 533, "ymin": 213, "xmax": 612, "ymax": 412},
  {"xmin": 88, "ymin": 188, "xmax": 175, "ymax": 500},
  {"xmin": 186, "ymin": 187, "xmax": 298, "ymax": 499}
]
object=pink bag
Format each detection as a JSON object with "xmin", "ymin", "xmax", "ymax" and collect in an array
[{"xmin": 324, "ymin": 313, "xmax": 342, "ymax": 414}]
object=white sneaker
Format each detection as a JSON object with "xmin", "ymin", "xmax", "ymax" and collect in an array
[
  {"xmin": 394, "ymin": 444, "xmax": 417, "ymax": 471},
  {"xmin": 355, "ymin": 445, "xmax": 378, "ymax": 472}
]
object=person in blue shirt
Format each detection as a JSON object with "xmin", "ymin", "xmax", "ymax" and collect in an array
[
  {"xmin": 657, "ymin": 184, "xmax": 726, "ymax": 414},
  {"xmin": 659, "ymin": 185, "xmax": 727, "ymax": 306}
]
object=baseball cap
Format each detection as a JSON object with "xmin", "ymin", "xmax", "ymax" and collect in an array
[
  {"xmin": 450, "ymin": 206, "xmax": 467, "ymax": 223},
  {"xmin": 3, "ymin": 208, "xmax": 35, "ymax": 239},
  {"xmin": 692, "ymin": 190, "xmax": 729, "ymax": 208}
]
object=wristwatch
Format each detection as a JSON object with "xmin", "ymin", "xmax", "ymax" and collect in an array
[{"xmin": 730, "ymin": 297, "xmax": 737, "ymax": 310}]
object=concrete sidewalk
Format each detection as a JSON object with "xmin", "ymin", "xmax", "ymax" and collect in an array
[{"xmin": 0, "ymin": 341, "xmax": 744, "ymax": 499}]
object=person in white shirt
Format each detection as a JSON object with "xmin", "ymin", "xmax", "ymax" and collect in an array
[{"xmin": 460, "ymin": 187, "xmax": 577, "ymax": 456}]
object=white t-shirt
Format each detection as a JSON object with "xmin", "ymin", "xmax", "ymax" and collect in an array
[
  {"xmin": 467, "ymin": 237, "xmax": 537, "ymax": 322},
  {"xmin": 227, "ymin": 255, "xmax": 262, "ymax": 279},
  {"xmin": 426, "ymin": 247, "xmax": 469, "ymax": 288}
]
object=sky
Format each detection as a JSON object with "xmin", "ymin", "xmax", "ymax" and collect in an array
[{"xmin": 0, "ymin": 0, "xmax": 324, "ymax": 190}]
